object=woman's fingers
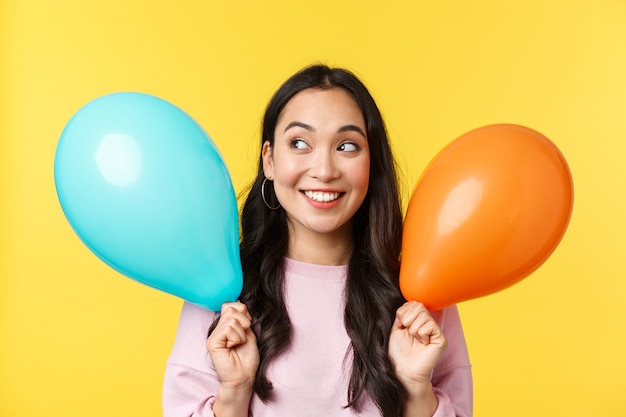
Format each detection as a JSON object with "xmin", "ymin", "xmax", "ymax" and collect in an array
[
  {"xmin": 395, "ymin": 301, "xmax": 443, "ymax": 345},
  {"xmin": 221, "ymin": 302, "xmax": 253, "ymax": 324},
  {"xmin": 389, "ymin": 302, "xmax": 448, "ymax": 386},
  {"xmin": 206, "ymin": 302, "xmax": 260, "ymax": 390},
  {"xmin": 209, "ymin": 302, "xmax": 254, "ymax": 349},
  {"xmin": 220, "ymin": 319, "xmax": 248, "ymax": 348}
]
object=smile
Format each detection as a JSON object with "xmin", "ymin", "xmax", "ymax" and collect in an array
[{"xmin": 303, "ymin": 191, "xmax": 342, "ymax": 203}]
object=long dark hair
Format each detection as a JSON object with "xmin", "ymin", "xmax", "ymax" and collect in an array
[{"xmin": 233, "ymin": 65, "xmax": 407, "ymax": 416}]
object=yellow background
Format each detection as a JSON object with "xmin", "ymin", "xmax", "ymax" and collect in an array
[{"xmin": 2, "ymin": 1, "xmax": 625, "ymax": 416}]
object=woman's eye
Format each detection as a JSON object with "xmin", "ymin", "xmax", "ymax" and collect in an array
[
  {"xmin": 290, "ymin": 138, "xmax": 309, "ymax": 150},
  {"xmin": 338, "ymin": 142, "xmax": 358, "ymax": 152}
]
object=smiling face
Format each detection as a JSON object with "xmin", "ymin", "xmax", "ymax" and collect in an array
[{"xmin": 262, "ymin": 87, "xmax": 370, "ymax": 259}]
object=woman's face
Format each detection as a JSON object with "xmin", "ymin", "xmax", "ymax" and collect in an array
[{"xmin": 262, "ymin": 87, "xmax": 370, "ymax": 244}]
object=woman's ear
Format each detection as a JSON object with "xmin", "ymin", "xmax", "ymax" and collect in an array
[{"xmin": 262, "ymin": 141, "xmax": 274, "ymax": 179}]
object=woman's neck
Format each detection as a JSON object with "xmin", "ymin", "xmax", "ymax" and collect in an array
[{"xmin": 286, "ymin": 227, "xmax": 354, "ymax": 266}]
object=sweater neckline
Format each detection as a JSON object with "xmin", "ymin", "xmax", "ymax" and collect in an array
[{"xmin": 284, "ymin": 257, "xmax": 348, "ymax": 282}]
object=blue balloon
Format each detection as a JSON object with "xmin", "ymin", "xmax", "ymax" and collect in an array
[{"xmin": 54, "ymin": 92, "xmax": 242, "ymax": 310}]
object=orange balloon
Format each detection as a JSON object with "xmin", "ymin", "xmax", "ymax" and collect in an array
[{"xmin": 400, "ymin": 124, "xmax": 573, "ymax": 311}]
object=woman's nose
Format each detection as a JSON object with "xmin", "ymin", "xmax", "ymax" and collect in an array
[{"xmin": 308, "ymin": 149, "xmax": 340, "ymax": 181}]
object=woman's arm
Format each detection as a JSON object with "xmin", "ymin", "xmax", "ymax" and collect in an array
[
  {"xmin": 163, "ymin": 302, "xmax": 221, "ymax": 417},
  {"xmin": 429, "ymin": 305, "xmax": 473, "ymax": 417},
  {"xmin": 163, "ymin": 302, "xmax": 259, "ymax": 417}
]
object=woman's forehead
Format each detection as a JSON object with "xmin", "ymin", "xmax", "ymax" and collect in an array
[{"xmin": 276, "ymin": 88, "xmax": 365, "ymax": 131}]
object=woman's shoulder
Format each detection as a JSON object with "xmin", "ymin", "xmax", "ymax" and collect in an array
[
  {"xmin": 176, "ymin": 301, "xmax": 219, "ymax": 337},
  {"xmin": 429, "ymin": 304, "xmax": 461, "ymax": 328},
  {"xmin": 166, "ymin": 302, "xmax": 219, "ymax": 370},
  {"xmin": 431, "ymin": 304, "xmax": 471, "ymax": 378}
]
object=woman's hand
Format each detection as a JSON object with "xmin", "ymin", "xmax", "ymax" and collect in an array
[
  {"xmin": 388, "ymin": 301, "xmax": 447, "ymax": 388},
  {"xmin": 206, "ymin": 301, "xmax": 259, "ymax": 416}
]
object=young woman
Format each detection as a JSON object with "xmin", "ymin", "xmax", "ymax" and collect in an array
[{"xmin": 163, "ymin": 65, "xmax": 473, "ymax": 417}]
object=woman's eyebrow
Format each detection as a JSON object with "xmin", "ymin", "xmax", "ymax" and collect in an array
[
  {"xmin": 283, "ymin": 121, "xmax": 366, "ymax": 138},
  {"xmin": 284, "ymin": 121, "xmax": 314, "ymax": 132},
  {"xmin": 337, "ymin": 124, "xmax": 366, "ymax": 138}
]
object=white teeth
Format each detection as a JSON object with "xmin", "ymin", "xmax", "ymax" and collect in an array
[{"xmin": 304, "ymin": 191, "xmax": 341, "ymax": 202}]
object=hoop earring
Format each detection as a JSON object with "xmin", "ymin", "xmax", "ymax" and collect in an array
[{"xmin": 261, "ymin": 178, "xmax": 281, "ymax": 210}]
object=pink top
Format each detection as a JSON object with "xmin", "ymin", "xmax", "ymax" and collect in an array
[{"xmin": 163, "ymin": 258, "xmax": 473, "ymax": 416}]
